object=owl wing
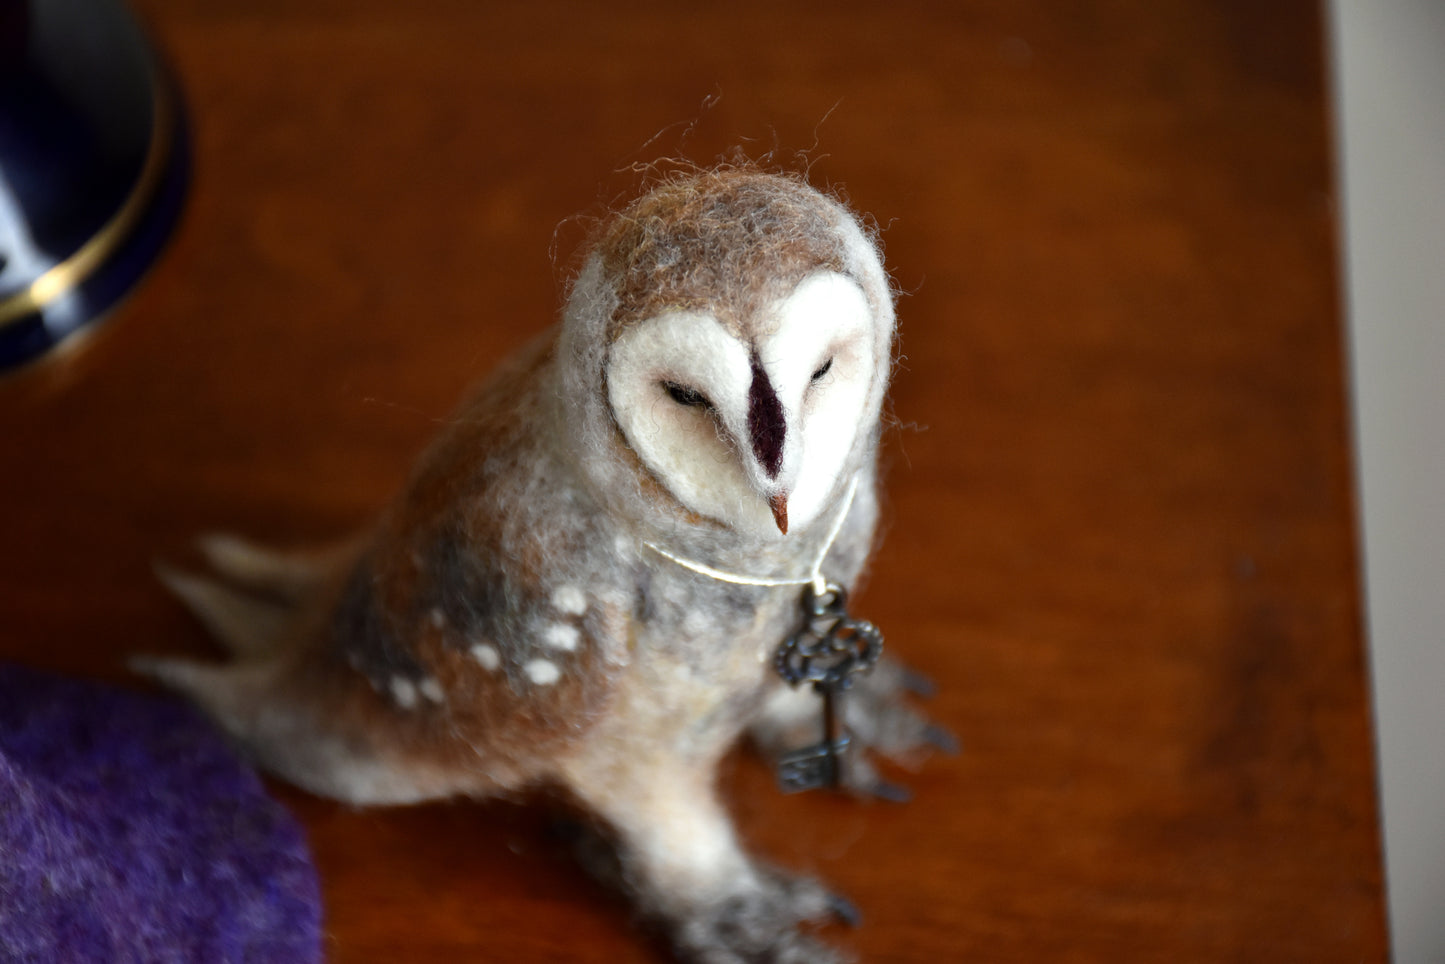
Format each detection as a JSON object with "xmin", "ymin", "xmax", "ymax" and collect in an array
[
  {"xmin": 147, "ymin": 334, "xmax": 633, "ymax": 802},
  {"xmin": 315, "ymin": 331, "xmax": 635, "ymax": 790},
  {"xmin": 327, "ymin": 504, "xmax": 631, "ymax": 791}
]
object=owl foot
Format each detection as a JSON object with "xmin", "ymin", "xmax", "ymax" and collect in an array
[
  {"xmin": 665, "ymin": 866, "xmax": 855, "ymax": 964},
  {"xmin": 550, "ymin": 816, "xmax": 854, "ymax": 962},
  {"xmin": 844, "ymin": 657, "xmax": 959, "ymax": 761},
  {"xmin": 561, "ymin": 748, "xmax": 858, "ymax": 963}
]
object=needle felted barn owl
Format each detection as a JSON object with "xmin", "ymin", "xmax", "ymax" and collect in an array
[{"xmin": 143, "ymin": 169, "xmax": 947, "ymax": 963}]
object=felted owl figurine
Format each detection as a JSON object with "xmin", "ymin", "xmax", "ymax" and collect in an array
[{"xmin": 143, "ymin": 168, "xmax": 946, "ymax": 963}]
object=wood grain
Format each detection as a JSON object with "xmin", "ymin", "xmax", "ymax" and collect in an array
[{"xmin": 0, "ymin": 0, "xmax": 1385, "ymax": 959}]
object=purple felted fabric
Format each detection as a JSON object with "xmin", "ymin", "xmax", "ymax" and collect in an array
[{"xmin": 0, "ymin": 663, "xmax": 321, "ymax": 964}]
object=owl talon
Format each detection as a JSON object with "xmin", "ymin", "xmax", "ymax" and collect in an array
[
  {"xmin": 894, "ymin": 664, "xmax": 937, "ymax": 698},
  {"xmin": 863, "ymin": 777, "xmax": 912, "ymax": 804},
  {"xmin": 827, "ymin": 892, "xmax": 862, "ymax": 927},
  {"xmin": 833, "ymin": 750, "xmax": 909, "ymax": 803},
  {"xmin": 923, "ymin": 723, "xmax": 961, "ymax": 755}
]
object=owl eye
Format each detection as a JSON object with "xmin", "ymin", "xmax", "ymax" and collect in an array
[
  {"xmin": 810, "ymin": 358, "xmax": 834, "ymax": 382},
  {"xmin": 663, "ymin": 381, "xmax": 713, "ymax": 410}
]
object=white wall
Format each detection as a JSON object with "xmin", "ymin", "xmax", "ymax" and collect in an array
[{"xmin": 1328, "ymin": 2, "xmax": 1445, "ymax": 959}]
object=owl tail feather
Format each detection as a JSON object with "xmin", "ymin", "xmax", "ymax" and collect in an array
[
  {"xmin": 155, "ymin": 534, "xmax": 355, "ymax": 661},
  {"xmin": 195, "ymin": 533, "xmax": 336, "ymax": 604},
  {"xmin": 154, "ymin": 563, "xmax": 292, "ymax": 660},
  {"xmin": 131, "ymin": 654, "xmax": 447, "ymax": 805},
  {"xmin": 144, "ymin": 535, "xmax": 473, "ymax": 806},
  {"xmin": 129, "ymin": 655, "xmax": 305, "ymax": 783}
]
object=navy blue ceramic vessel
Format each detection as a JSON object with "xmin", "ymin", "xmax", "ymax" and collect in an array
[{"xmin": 0, "ymin": 0, "xmax": 189, "ymax": 373}]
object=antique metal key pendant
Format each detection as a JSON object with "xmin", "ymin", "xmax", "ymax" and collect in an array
[{"xmin": 772, "ymin": 581, "xmax": 883, "ymax": 793}]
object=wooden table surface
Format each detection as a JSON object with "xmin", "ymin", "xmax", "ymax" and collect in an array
[{"xmin": 0, "ymin": 0, "xmax": 1387, "ymax": 960}]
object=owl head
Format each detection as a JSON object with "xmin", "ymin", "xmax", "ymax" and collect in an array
[{"xmin": 555, "ymin": 169, "xmax": 894, "ymax": 547}]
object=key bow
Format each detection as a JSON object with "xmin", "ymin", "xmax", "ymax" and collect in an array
[{"xmin": 774, "ymin": 582, "xmax": 883, "ymax": 693}]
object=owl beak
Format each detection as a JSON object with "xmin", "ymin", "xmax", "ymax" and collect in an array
[{"xmin": 768, "ymin": 493, "xmax": 789, "ymax": 535}]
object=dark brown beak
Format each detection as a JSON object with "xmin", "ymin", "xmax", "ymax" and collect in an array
[{"xmin": 768, "ymin": 493, "xmax": 789, "ymax": 535}]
